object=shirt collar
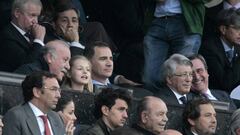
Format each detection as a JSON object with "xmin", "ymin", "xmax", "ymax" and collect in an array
[
  {"xmin": 169, "ymin": 87, "xmax": 187, "ymax": 104},
  {"xmin": 220, "ymin": 38, "xmax": 234, "ymax": 52},
  {"xmin": 92, "ymin": 79, "xmax": 111, "ymax": 86},
  {"xmin": 28, "ymin": 102, "xmax": 45, "ymax": 117},
  {"xmin": 11, "ymin": 22, "xmax": 27, "ymax": 36}
]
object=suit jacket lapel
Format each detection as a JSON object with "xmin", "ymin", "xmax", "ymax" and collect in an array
[
  {"xmin": 23, "ymin": 104, "xmax": 41, "ymax": 135},
  {"xmin": 9, "ymin": 24, "xmax": 31, "ymax": 49},
  {"xmin": 48, "ymin": 112, "xmax": 61, "ymax": 135}
]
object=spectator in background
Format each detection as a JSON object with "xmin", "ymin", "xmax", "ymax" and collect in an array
[
  {"xmin": 143, "ymin": 0, "xmax": 208, "ymax": 90},
  {"xmin": 15, "ymin": 40, "xmax": 71, "ymax": 81},
  {"xmin": 229, "ymin": 109, "xmax": 240, "ymax": 135},
  {"xmin": 0, "ymin": 0, "xmax": 46, "ymax": 72},
  {"xmin": 44, "ymin": 1, "xmax": 116, "ymax": 56},
  {"xmin": 3, "ymin": 71, "xmax": 65, "ymax": 135},
  {"xmin": 55, "ymin": 94, "xmax": 77, "ymax": 135},
  {"xmin": 200, "ymin": 8, "xmax": 240, "ymax": 93},
  {"xmin": 82, "ymin": 88, "xmax": 131, "ymax": 135},
  {"xmin": 154, "ymin": 54, "xmax": 193, "ymax": 106},
  {"xmin": 131, "ymin": 96, "xmax": 168, "ymax": 135},
  {"xmin": 84, "ymin": 41, "xmax": 139, "ymax": 92},
  {"xmin": 188, "ymin": 54, "xmax": 236, "ymax": 110},
  {"xmin": 0, "ymin": 115, "xmax": 3, "ymax": 135},
  {"xmin": 62, "ymin": 55, "xmax": 93, "ymax": 93},
  {"xmin": 182, "ymin": 98, "xmax": 217, "ymax": 135}
]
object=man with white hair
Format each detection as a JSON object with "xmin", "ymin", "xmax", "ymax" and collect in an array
[{"xmin": 15, "ymin": 40, "xmax": 71, "ymax": 81}]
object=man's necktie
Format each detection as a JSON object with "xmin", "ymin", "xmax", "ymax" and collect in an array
[
  {"xmin": 226, "ymin": 50, "xmax": 234, "ymax": 62},
  {"xmin": 40, "ymin": 115, "xmax": 51, "ymax": 135},
  {"xmin": 179, "ymin": 96, "xmax": 187, "ymax": 104},
  {"xmin": 24, "ymin": 32, "xmax": 34, "ymax": 44}
]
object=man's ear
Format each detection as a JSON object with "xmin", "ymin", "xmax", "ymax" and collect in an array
[
  {"xmin": 101, "ymin": 105, "xmax": 110, "ymax": 116},
  {"xmin": 166, "ymin": 76, "xmax": 172, "ymax": 85},
  {"xmin": 33, "ymin": 87, "xmax": 42, "ymax": 98},
  {"xmin": 14, "ymin": 8, "xmax": 21, "ymax": 19},
  {"xmin": 44, "ymin": 53, "xmax": 53, "ymax": 64},
  {"xmin": 188, "ymin": 118, "xmax": 196, "ymax": 126},
  {"xmin": 219, "ymin": 25, "xmax": 226, "ymax": 35},
  {"xmin": 141, "ymin": 111, "xmax": 148, "ymax": 124}
]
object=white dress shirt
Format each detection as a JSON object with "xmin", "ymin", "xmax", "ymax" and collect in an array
[{"xmin": 28, "ymin": 102, "xmax": 54, "ymax": 135}]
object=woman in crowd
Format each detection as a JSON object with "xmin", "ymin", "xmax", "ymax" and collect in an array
[
  {"xmin": 62, "ymin": 55, "xmax": 93, "ymax": 93},
  {"xmin": 55, "ymin": 95, "xmax": 77, "ymax": 135}
]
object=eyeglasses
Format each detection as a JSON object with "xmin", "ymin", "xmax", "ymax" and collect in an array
[
  {"xmin": 173, "ymin": 72, "xmax": 193, "ymax": 78},
  {"xmin": 42, "ymin": 86, "xmax": 62, "ymax": 93}
]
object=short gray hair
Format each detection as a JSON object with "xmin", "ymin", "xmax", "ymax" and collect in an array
[
  {"xmin": 229, "ymin": 109, "xmax": 240, "ymax": 135},
  {"xmin": 160, "ymin": 54, "xmax": 192, "ymax": 84},
  {"xmin": 12, "ymin": 0, "xmax": 42, "ymax": 15}
]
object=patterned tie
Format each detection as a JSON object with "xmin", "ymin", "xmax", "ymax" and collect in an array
[
  {"xmin": 179, "ymin": 96, "xmax": 187, "ymax": 104},
  {"xmin": 226, "ymin": 50, "xmax": 234, "ymax": 62},
  {"xmin": 39, "ymin": 115, "xmax": 51, "ymax": 135}
]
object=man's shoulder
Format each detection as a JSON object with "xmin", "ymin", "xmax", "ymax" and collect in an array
[
  {"xmin": 82, "ymin": 124, "xmax": 105, "ymax": 135},
  {"xmin": 82, "ymin": 120, "xmax": 107, "ymax": 135}
]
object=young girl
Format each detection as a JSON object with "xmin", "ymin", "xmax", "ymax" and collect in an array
[{"xmin": 62, "ymin": 55, "xmax": 93, "ymax": 93}]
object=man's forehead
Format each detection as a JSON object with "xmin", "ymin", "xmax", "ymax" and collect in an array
[{"xmin": 199, "ymin": 104, "xmax": 216, "ymax": 114}]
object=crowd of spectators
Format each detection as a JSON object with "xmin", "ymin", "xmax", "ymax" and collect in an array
[{"xmin": 2, "ymin": 0, "xmax": 240, "ymax": 135}]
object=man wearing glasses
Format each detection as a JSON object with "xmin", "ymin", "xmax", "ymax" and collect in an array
[
  {"xmin": 3, "ymin": 71, "xmax": 66, "ymax": 135},
  {"xmin": 200, "ymin": 8, "xmax": 240, "ymax": 93},
  {"xmin": 154, "ymin": 54, "xmax": 193, "ymax": 106}
]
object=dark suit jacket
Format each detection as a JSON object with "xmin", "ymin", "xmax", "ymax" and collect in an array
[
  {"xmin": 199, "ymin": 37, "xmax": 240, "ymax": 93},
  {"xmin": 14, "ymin": 56, "xmax": 49, "ymax": 75},
  {"xmin": 191, "ymin": 89, "xmax": 237, "ymax": 110},
  {"xmin": 154, "ymin": 85, "xmax": 194, "ymax": 106},
  {"xmin": 3, "ymin": 103, "xmax": 65, "ymax": 135},
  {"xmin": 0, "ymin": 23, "xmax": 43, "ymax": 72}
]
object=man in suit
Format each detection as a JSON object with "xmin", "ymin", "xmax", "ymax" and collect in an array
[
  {"xmin": 199, "ymin": 8, "xmax": 240, "ymax": 92},
  {"xmin": 229, "ymin": 108, "xmax": 240, "ymax": 135},
  {"xmin": 84, "ymin": 41, "xmax": 139, "ymax": 91},
  {"xmin": 15, "ymin": 40, "xmax": 71, "ymax": 82},
  {"xmin": 0, "ymin": 0, "xmax": 46, "ymax": 72},
  {"xmin": 131, "ymin": 96, "xmax": 168, "ymax": 135},
  {"xmin": 83, "ymin": 88, "xmax": 131, "ymax": 135},
  {"xmin": 3, "ymin": 71, "xmax": 65, "ymax": 135},
  {"xmin": 154, "ymin": 54, "xmax": 193, "ymax": 106},
  {"xmin": 188, "ymin": 54, "xmax": 236, "ymax": 110},
  {"xmin": 182, "ymin": 98, "xmax": 217, "ymax": 135}
]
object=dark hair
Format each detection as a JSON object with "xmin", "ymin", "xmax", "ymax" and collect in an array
[
  {"xmin": 217, "ymin": 8, "xmax": 240, "ymax": 28},
  {"xmin": 84, "ymin": 41, "xmax": 112, "ymax": 59},
  {"xmin": 94, "ymin": 88, "xmax": 132, "ymax": 119},
  {"xmin": 188, "ymin": 54, "xmax": 208, "ymax": 70},
  {"xmin": 182, "ymin": 98, "xmax": 213, "ymax": 129},
  {"xmin": 52, "ymin": 2, "xmax": 80, "ymax": 22},
  {"xmin": 22, "ymin": 71, "xmax": 57, "ymax": 102},
  {"xmin": 55, "ymin": 94, "xmax": 74, "ymax": 112}
]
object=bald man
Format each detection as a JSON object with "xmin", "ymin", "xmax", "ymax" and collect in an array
[
  {"xmin": 15, "ymin": 40, "xmax": 71, "ymax": 81},
  {"xmin": 132, "ymin": 96, "xmax": 168, "ymax": 135}
]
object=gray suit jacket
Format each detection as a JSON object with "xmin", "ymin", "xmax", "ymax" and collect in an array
[{"xmin": 3, "ymin": 103, "xmax": 65, "ymax": 135}]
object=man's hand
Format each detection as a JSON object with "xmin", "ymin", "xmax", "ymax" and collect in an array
[
  {"xmin": 117, "ymin": 75, "xmax": 142, "ymax": 86},
  {"xmin": 31, "ymin": 24, "xmax": 46, "ymax": 42},
  {"xmin": 61, "ymin": 26, "xmax": 79, "ymax": 42}
]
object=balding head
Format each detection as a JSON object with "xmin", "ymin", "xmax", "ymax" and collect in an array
[
  {"xmin": 137, "ymin": 96, "xmax": 168, "ymax": 135},
  {"xmin": 160, "ymin": 129, "xmax": 183, "ymax": 135},
  {"xmin": 44, "ymin": 40, "xmax": 70, "ymax": 81}
]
